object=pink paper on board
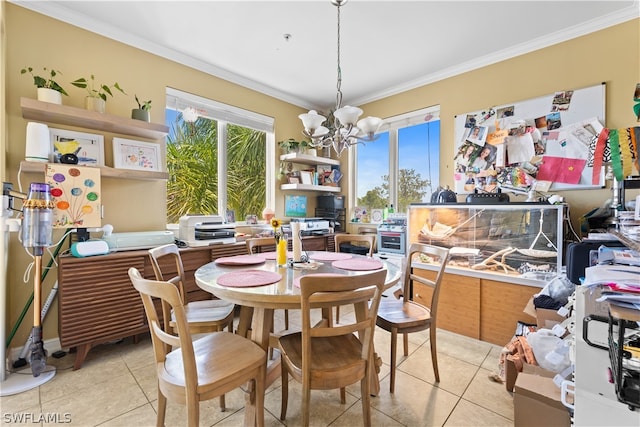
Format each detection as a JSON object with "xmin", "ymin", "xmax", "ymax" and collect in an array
[{"xmin": 537, "ymin": 156, "xmax": 586, "ymax": 184}]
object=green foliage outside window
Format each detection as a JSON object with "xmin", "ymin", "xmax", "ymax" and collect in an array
[
  {"xmin": 357, "ymin": 168, "xmax": 431, "ymax": 213},
  {"xmin": 166, "ymin": 116, "xmax": 266, "ymax": 223}
]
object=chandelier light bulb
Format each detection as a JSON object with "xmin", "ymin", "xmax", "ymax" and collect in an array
[{"xmin": 183, "ymin": 106, "xmax": 199, "ymax": 123}]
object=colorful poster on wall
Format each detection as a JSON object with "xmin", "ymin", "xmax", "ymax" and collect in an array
[{"xmin": 45, "ymin": 164, "xmax": 101, "ymax": 228}]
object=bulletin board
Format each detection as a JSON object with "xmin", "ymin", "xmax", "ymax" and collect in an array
[{"xmin": 453, "ymin": 83, "xmax": 606, "ymax": 194}]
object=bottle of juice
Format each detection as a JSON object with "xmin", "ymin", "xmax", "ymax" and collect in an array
[
  {"xmin": 389, "ymin": 204, "xmax": 395, "ymax": 214},
  {"xmin": 276, "ymin": 237, "xmax": 287, "ymax": 266},
  {"xmin": 383, "ymin": 204, "xmax": 389, "ymax": 220}
]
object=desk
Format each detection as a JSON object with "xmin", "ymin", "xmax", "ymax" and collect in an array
[{"xmin": 195, "ymin": 252, "xmax": 402, "ymax": 424}]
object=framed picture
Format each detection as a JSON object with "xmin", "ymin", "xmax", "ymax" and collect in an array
[
  {"xmin": 226, "ymin": 209, "xmax": 236, "ymax": 224},
  {"xmin": 45, "ymin": 164, "xmax": 102, "ymax": 228},
  {"xmin": 113, "ymin": 137, "xmax": 162, "ymax": 171},
  {"xmin": 287, "ymin": 176, "xmax": 300, "ymax": 184},
  {"xmin": 49, "ymin": 128, "xmax": 104, "ymax": 166},
  {"xmin": 285, "ymin": 195, "xmax": 307, "ymax": 218},
  {"xmin": 300, "ymin": 171, "xmax": 313, "ymax": 185}
]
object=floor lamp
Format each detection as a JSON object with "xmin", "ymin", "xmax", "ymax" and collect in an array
[{"xmin": 1, "ymin": 183, "xmax": 56, "ymax": 396}]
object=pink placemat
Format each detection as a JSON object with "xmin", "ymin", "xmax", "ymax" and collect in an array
[
  {"xmin": 261, "ymin": 251, "xmax": 293, "ymax": 260},
  {"xmin": 309, "ymin": 252, "xmax": 353, "ymax": 261},
  {"xmin": 293, "ymin": 273, "xmax": 345, "ymax": 288},
  {"xmin": 214, "ymin": 255, "xmax": 266, "ymax": 265},
  {"xmin": 217, "ymin": 270, "xmax": 282, "ymax": 287},
  {"xmin": 331, "ymin": 258, "xmax": 384, "ymax": 271}
]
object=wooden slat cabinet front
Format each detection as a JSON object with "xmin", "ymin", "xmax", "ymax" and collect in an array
[{"xmin": 58, "ymin": 243, "xmax": 248, "ymax": 369}]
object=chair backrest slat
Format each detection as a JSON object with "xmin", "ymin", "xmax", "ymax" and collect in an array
[
  {"xmin": 299, "ymin": 270, "xmax": 386, "ymax": 359},
  {"xmin": 403, "ymin": 243, "xmax": 449, "ymax": 314},
  {"xmin": 334, "ymin": 234, "xmax": 376, "ymax": 257},
  {"xmin": 129, "ymin": 267, "xmax": 197, "ymax": 386},
  {"xmin": 246, "ymin": 237, "xmax": 276, "ymax": 254}
]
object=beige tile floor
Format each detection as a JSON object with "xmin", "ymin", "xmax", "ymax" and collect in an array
[{"xmin": 1, "ymin": 309, "xmax": 514, "ymax": 427}]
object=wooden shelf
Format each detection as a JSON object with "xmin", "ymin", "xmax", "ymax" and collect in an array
[
  {"xmin": 279, "ymin": 152, "xmax": 340, "ymax": 166},
  {"xmin": 20, "ymin": 160, "xmax": 169, "ymax": 180},
  {"xmin": 280, "ymin": 183, "xmax": 341, "ymax": 192},
  {"xmin": 21, "ymin": 97, "xmax": 169, "ymax": 140}
]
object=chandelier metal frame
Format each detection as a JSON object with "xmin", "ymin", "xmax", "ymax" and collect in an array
[{"xmin": 298, "ymin": 0, "xmax": 383, "ymax": 156}]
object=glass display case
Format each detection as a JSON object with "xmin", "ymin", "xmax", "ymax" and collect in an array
[{"xmin": 408, "ymin": 203, "xmax": 563, "ymax": 283}]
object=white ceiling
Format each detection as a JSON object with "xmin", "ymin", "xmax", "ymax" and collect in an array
[{"xmin": 12, "ymin": 1, "xmax": 639, "ymax": 111}]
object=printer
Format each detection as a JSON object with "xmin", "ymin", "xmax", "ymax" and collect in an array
[
  {"xmin": 178, "ymin": 215, "xmax": 236, "ymax": 247},
  {"xmin": 284, "ymin": 218, "xmax": 331, "ymax": 236}
]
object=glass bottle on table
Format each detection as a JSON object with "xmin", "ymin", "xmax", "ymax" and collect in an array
[{"xmin": 276, "ymin": 234, "xmax": 287, "ymax": 267}]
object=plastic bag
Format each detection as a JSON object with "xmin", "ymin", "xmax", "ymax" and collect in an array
[
  {"xmin": 540, "ymin": 274, "xmax": 575, "ymax": 305},
  {"xmin": 526, "ymin": 329, "xmax": 571, "ymax": 373}
]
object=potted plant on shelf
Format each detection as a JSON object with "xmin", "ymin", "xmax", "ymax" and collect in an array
[
  {"xmin": 131, "ymin": 95, "xmax": 151, "ymax": 122},
  {"xmin": 20, "ymin": 66, "xmax": 68, "ymax": 104},
  {"xmin": 278, "ymin": 138, "xmax": 312, "ymax": 154},
  {"xmin": 70, "ymin": 75, "xmax": 126, "ymax": 113}
]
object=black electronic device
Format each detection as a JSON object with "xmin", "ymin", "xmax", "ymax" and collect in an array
[{"xmin": 465, "ymin": 192, "xmax": 510, "ymax": 204}]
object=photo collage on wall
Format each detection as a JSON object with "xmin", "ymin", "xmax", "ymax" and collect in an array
[{"xmin": 452, "ymin": 84, "xmax": 630, "ymax": 195}]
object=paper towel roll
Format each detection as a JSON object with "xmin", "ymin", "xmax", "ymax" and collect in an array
[
  {"xmin": 25, "ymin": 122, "xmax": 50, "ymax": 162},
  {"xmin": 291, "ymin": 221, "xmax": 302, "ymax": 262}
]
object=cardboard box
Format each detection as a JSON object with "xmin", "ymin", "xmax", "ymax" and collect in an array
[
  {"xmin": 514, "ymin": 372, "xmax": 571, "ymax": 427},
  {"xmin": 506, "ymin": 359, "xmax": 553, "ymax": 392},
  {"xmin": 523, "ymin": 296, "xmax": 567, "ymax": 329}
]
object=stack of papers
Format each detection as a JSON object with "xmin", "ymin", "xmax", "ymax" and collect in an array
[{"xmin": 585, "ymin": 265, "xmax": 640, "ymax": 311}]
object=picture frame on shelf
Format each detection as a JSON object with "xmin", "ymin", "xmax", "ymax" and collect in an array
[
  {"xmin": 49, "ymin": 128, "xmax": 104, "ymax": 166},
  {"xmin": 112, "ymin": 137, "xmax": 162, "ymax": 171},
  {"xmin": 287, "ymin": 176, "xmax": 300, "ymax": 184},
  {"xmin": 300, "ymin": 170, "xmax": 313, "ymax": 185}
]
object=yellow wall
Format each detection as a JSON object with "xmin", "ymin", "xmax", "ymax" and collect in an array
[
  {"xmin": 3, "ymin": 4, "xmax": 306, "ymax": 348},
  {"xmin": 360, "ymin": 18, "xmax": 640, "ymax": 219},
  {"xmin": 2, "ymin": 3, "xmax": 638, "ymax": 351}
]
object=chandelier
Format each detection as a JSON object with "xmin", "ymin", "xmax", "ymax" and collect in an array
[{"xmin": 298, "ymin": 0, "xmax": 383, "ymax": 156}]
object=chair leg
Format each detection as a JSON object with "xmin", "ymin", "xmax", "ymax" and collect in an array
[
  {"xmin": 430, "ymin": 326, "xmax": 440, "ymax": 382},
  {"xmin": 403, "ymin": 332, "xmax": 409, "ymax": 356},
  {"xmin": 360, "ymin": 373, "xmax": 371, "ymax": 426},
  {"xmin": 280, "ymin": 367, "xmax": 289, "ymax": 421},
  {"xmin": 302, "ymin": 381, "xmax": 311, "ymax": 427},
  {"xmin": 336, "ymin": 305, "xmax": 340, "ymax": 323},
  {"xmin": 186, "ymin": 396, "xmax": 199, "ymax": 427},
  {"xmin": 156, "ymin": 390, "xmax": 167, "ymax": 427},
  {"xmin": 390, "ymin": 327, "xmax": 398, "ymax": 393},
  {"xmin": 255, "ymin": 364, "xmax": 266, "ymax": 427},
  {"xmin": 340, "ymin": 387, "xmax": 346, "ymax": 404},
  {"xmin": 219, "ymin": 394, "xmax": 226, "ymax": 411},
  {"xmin": 284, "ymin": 309, "xmax": 289, "ymax": 330}
]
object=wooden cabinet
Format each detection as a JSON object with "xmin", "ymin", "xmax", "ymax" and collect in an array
[
  {"xmin": 58, "ymin": 243, "xmax": 247, "ymax": 369},
  {"xmin": 279, "ymin": 152, "xmax": 341, "ymax": 192},
  {"xmin": 411, "ymin": 267, "xmax": 538, "ymax": 346}
]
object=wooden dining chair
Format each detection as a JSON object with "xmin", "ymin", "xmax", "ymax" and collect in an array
[
  {"xmin": 148, "ymin": 244, "xmax": 235, "ymax": 334},
  {"xmin": 333, "ymin": 233, "xmax": 376, "ymax": 322},
  {"xmin": 277, "ymin": 270, "xmax": 386, "ymax": 427},
  {"xmin": 245, "ymin": 237, "xmax": 288, "ymax": 330},
  {"xmin": 128, "ymin": 267, "xmax": 266, "ymax": 427},
  {"xmin": 148, "ymin": 243, "xmax": 236, "ymax": 410},
  {"xmin": 375, "ymin": 242, "xmax": 450, "ymax": 393}
]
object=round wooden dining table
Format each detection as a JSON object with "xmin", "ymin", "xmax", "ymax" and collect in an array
[{"xmin": 195, "ymin": 250, "xmax": 402, "ymax": 425}]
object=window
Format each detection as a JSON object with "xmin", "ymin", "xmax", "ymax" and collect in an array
[
  {"xmin": 353, "ymin": 106, "xmax": 440, "ymax": 215},
  {"xmin": 165, "ymin": 88, "xmax": 275, "ymax": 223}
]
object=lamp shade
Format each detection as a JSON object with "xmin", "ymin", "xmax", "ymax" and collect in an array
[
  {"xmin": 25, "ymin": 122, "xmax": 50, "ymax": 162},
  {"xmin": 357, "ymin": 116, "xmax": 383, "ymax": 135},
  {"xmin": 299, "ymin": 110, "xmax": 326, "ymax": 131},
  {"xmin": 333, "ymin": 105, "xmax": 363, "ymax": 125}
]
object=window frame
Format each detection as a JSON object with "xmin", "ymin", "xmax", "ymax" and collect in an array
[
  {"xmin": 166, "ymin": 87, "xmax": 276, "ymax": 218},
  {"xmin": 349, "ymin": 105, "xmax": 440, "ymax": 213}
]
